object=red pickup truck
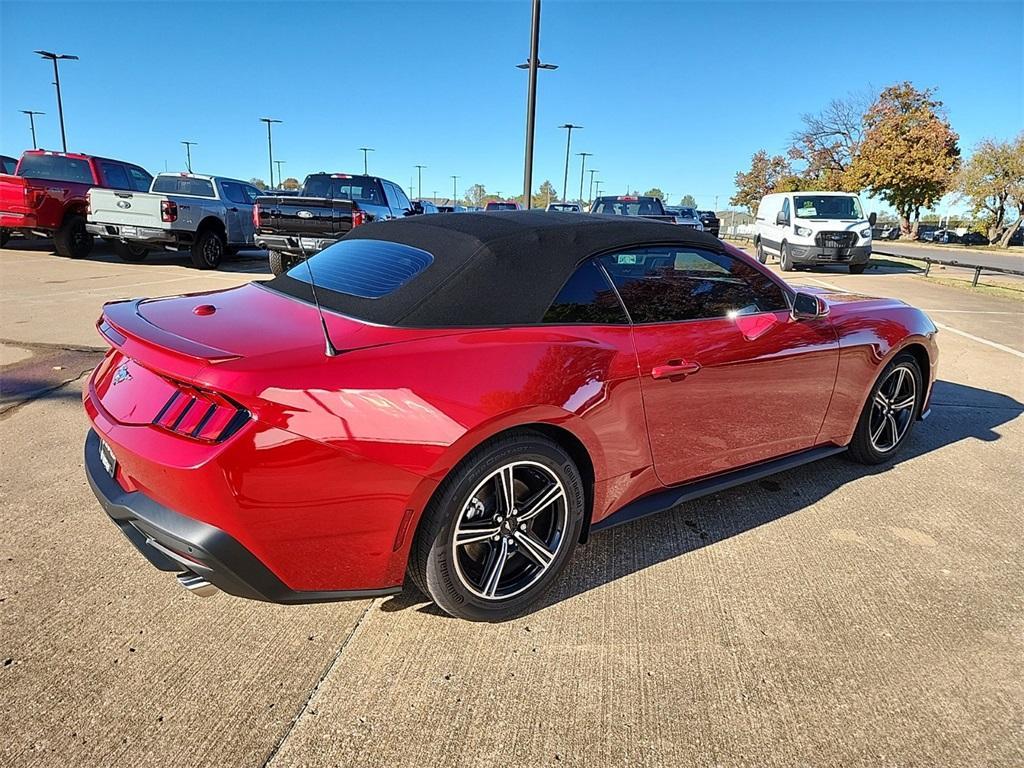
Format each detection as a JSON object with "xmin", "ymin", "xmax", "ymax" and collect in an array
[{"xmin": 0, "ymin": 150, "xmax": 153, "ymax": 257}]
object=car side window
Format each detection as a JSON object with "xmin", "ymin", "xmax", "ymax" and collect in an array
[
  {"xmin": 221, "ymin": 181, "xmax": 249, "ymax": 205},
  {"xmin": 542, "ymin": 260, "xmax": 629, "ymax": 325},
  {"xmin": 781, "ymin": 197, "xmax": 790, "ymax": 223},
  {"xmin": 99, "ymin": 161, "xmax": 132, "ymax": 190},
  {"xmin": 127, "ymin": 166, "xmax": 152, "ymax": 192},
  {"xmin": 597, "ymin": 246, "xmax": 788, "ymax": 324},
  {"xmin": 243, "ymin": 185, "xmax": 262, "ymax": 203},
  {"xmin": 389, "ymin": 183, "xmax": 412, "ymax": 212}
]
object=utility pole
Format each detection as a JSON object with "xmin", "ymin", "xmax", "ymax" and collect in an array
[
  {"xmin": 577, "ymin": 151, "xmax": 592, "ymax": 204},
  {"xmin": 451, "ymin": 175, "xmax": 459, "ymax": 206},
  {"xmin": 35, "ymin": 51, "xmax": 78, "ymax": 152},
  {"xmin": 20, "ymin": 110, "xmax": 44, "ymax": 149},
  {"xmin": 414, "ymin": 165, "xmax": 426, "ymax": 200},
  {"xmin": 359, "ymin": 147, "xmax": 374, "ymax": 174},
  {"xmin": 274, "ymin": 160, "xmax": 285, "ymax": 185},
  {"xmin": 259, "ymin": 117, "xmax": 282, "ymax": 187},
  {"xmin": 559, "ymin": 124, "xmax": 582, "ymax": 202},
  {"xmin": 587, "ymin": 169, "xmax": 599, "ymax": 206},
  {"xmin": 181, "ymin": 140, "xmax": 197, "ymax": 173},
  {"xmin": 517, "ymin": 0, "xmax": 558, "ymax": 209}
]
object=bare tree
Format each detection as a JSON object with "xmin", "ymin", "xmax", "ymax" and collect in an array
[{"xmin": 789, "ymin": 90, "xmax": 874, "ymax": 191}]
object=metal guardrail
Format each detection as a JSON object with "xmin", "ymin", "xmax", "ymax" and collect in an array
[{"xmin": 873, "ymin": 249, "xmax": 1024, "ymax": 287}]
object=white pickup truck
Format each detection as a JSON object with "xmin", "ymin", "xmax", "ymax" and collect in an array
[{"xmin": 87, "ymin": 173, "xmax": 262, "ymax": 269}]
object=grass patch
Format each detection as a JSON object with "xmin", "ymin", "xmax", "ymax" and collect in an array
[{"xmin": 914, "ymin": 274, "xmax": 1024, "ymax": 301}]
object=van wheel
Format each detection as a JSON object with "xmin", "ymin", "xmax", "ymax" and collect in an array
[
  {"xmin": 190, "ymin": 229, "xmax": 225, "ymax": 269},
  {"xmin": 779, "ymin": 241, "xmax": 794, "ymax": 272},
  {"xmin": 114, "ymin": 241, "xmax": 149, "ymax": 262},
  {"xmin": 268, "ymin": 250, "xmax": 297, "ymax": 276},
  {"xmin": 54, "ymin": 214, "xmax": 94, "ymax": 258},
  {"xmin": 849, "ymin": 263, "xmax": 867, "ymax": 274},
  {"xmin": 755, "ymin": 240, "xmax": 767, "ymax": 264}
]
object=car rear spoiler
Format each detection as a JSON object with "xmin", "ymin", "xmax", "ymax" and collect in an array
[{"xmin": 99, "ymin": 299, "xmax": 240, "ymax": 364}]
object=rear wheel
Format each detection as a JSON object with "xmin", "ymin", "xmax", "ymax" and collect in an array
[
  {"xmin": 0, "ymin": 228, "xmax": 11, "ymax": 248},
  {"xmin": 847, "ymin": 352, "xmax": 922, "ymax": 465},
  {"xmin": 54, "ymin": 214, "xmax": 93, "ymax": 258},
  {"xmin": 114, "ymin": 241, "xmax": 149, "ymax": 262},
  {"xmin": 409, "ymin": 431, "xmax": 585, "ymax": 621},
  {"xmin": 849, "ymin": 262, "xmax": 867, "ymax": 274},
  {"xmin": 190, "ymin": 229, "xmax": 225, "ymax": 269},
  {"xmin": 779, "ymin": 241, "xmax": 794, "ymax": 271},
  {"xmin": 755, "ymin": 239, "xmax": 768, "ymax": 264},
  {"xmin": 268, "ymin": 250, "xmax": 298, "ymax": 276}
]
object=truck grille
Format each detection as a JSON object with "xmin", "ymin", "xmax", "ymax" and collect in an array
[{"xmin": 815, "ymin": 231, "xmax": 857, "ymax": 248}]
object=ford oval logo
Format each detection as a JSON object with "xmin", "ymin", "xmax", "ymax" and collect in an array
[
  {"xmin": 112, "ymin": 364, "xmax": 133, "ymax": 386},
  {"xmin": 117, "ymin": 200, "xmax": 131, "ymax": 209},
  {"xmin": 297, "ymin": 210, "xmax": 313, "ymax": 219}
]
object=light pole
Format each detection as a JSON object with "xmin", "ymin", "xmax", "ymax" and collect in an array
[
  {"xmin": 414, "ymin": 165, "xmax": 426, "ymax": 200},
  {"xmin": 517, "ymin": 0, "xmax": 558, "ymax": 209},
  {"xmin": 559, "ymin": 124, "xmax": 582, "ymax": 202},
  {"xmin": 587, "ymin": 169, "xmax": 599, "ymax": 206},
  {"xmin": 594, "ymin": 180, "xmax": 604, "ymax": 200},
  {"xmin": 577, "ymin": 151, "xmax": 592, "ymax": 204},
  {"xmin": 181, "ymin": 140, "xmax": 197, "ymax": 173},
  {"xmin": 34, "ymin": 51, "xmax": 78, "ymax": 152},
  {"xmin": 274, "ymin": 160, "xmax": 286, "ymax": 186},
  {"xmin": 359, "ymin": 147, "xmax": 374, "ymax": 174},
  {"xmin": 451, "ymin": 175, "xmax": 459, "ymax": 206},
  {"xmin": 259, "ymin": 117, "xmax": 282, "ymax": 188},
  {"xmin": 20, "ymin": 110, "xmax": 44, "ymax": 149}
]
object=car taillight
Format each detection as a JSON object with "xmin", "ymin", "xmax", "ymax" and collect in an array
[
  {"xmin": 152, "ymin": 384, "xmax": 248, "ymax": 442},
  {"xmin": 252, "ymin": 203, "xmax": 261, "ymax": 229},
  {"xmin": 352, "ymin": 209, "xmax": 366, "ymax": 228},
  {"xmin": 161, "ymin": 200, "xmax": 178, "ymax": 222}
]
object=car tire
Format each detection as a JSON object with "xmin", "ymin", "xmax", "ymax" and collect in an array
[
  {"xmin": 847, "ymin": 352, "xmax": 923, "ymax": 465},
  {"xmin": 114, "ymin": 241, "xmax": 149, "ymax": 262},
  {"xmin": 409, "ymin": 430, "xmax": 585, "ymax": 621},
  {"xmin": 755, "ymin": 240, "xmax": 768, "ymax": 264},
  {"xmin": 0, "ymin": 228, "xmax": 9, "ymax": 248},
  {"xmin": 849, "ymin": 263, "xmax": 867, "ymax": 274},
  {"xmin": 268, "ymin": 250, "xmax": 296, "ymax": 276},
  {"xmin": 190, "ymin": 229, "xmax": 225, "ymax": 270},
  {"xmin": 779, "ymin": 241, "xmax": 793, "ymax": 271},
  {"xmin": 54, "ymin": 214, "xmax": 93, "ymax": 259}
]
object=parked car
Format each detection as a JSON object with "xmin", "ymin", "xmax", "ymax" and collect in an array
[
  {"xmin": 546, "ymin": 202, "xmax": 581, "ymax": 212},
  {"xmin": 698, "ymin": 210, "xmax": 720, "ymax": 237},
  {"xmin": 664, "ymin": 206, "xmax": 705, "ymax": 230},
  {"xmin": 959, "ymin": 232, "xmax": 990, "ymax": 247},
  {"xmin": 437, "ymin": 205, "xmax": 468, "ymax": 213},
  {"xmin": 485, "ymin": 201, "xmax": 521, "ymax": 211},
  {"xmin": 754, "ymin": 191, "xmax": 874, "ymax": 274},
  {"xmin": 591, "ymin": 195, "xmax": 676, "ymax": 223},
  {"xmin": 872, "ymin": 224, "xmax": 901, "ymax": 240},
  {"xmin": 412, "ymin": 199, "xmax": 439, "ymax": 214},
  {"xmin": 87, "ymin": 173, "xmax": 261, "ymax": 268},
  {"xmin": 0, "ymin": 155, "xmax": 17, "ymax": 174},
  {"xmin": 253, "ymin": 172, "xmax": 415, "ymax": 275},
  {"xmin": 916, "ymin": 226, "xmax": 939, "ymax": 242},
  {"xmin": 82, "ymin": 211, "xmax": 938, "ymax": 620},
  {"xmin": 931, "ymin": 229, "xmax": 960, "ymax": 245},
  {"xmin": 0, "ymin": 149, "xmax": 152, "ymax": 257}
]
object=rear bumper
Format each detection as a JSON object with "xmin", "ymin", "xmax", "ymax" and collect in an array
[
  {"xmin": 255, "ymin": 232, "xmax": 339, "ymax": 256},
  {"xmin": 84, "ymin": 429, "xmax": 401, "ymax": 604},
  {"xmin": 86, "ymin": 221, "xmax": 182, "ymax": 246},
  {"xmin": 1, "ymin": 211, "xmax": 47, "ymax": 232},
  {"xmin": 790, "ymin": 244, "xmax": 871, "ymax": 264}
]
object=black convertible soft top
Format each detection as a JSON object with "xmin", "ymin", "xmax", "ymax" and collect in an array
[{"xmin": 267, "ymin": 210, "xmax": 724, "ymax": 327}]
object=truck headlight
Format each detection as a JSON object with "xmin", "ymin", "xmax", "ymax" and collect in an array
[
  {"xmin": 860, "ymin": 228, "xmax": 872, "ymax": 238},
  {"xmin": 794, "ymin": 225, "xmax": 812, "ymax": 237}
]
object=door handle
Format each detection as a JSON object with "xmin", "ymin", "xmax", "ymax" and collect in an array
[{"xmin": 651, "ymin": 360, "xmax": 701, "ymax": 379}]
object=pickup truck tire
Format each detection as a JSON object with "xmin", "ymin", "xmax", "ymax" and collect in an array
[
  {"xmin": 190, "ymin": 229, "xmax": 225, "ymax": 270},
  {"xmin": 268, "ymin": 250, "xmax": 297, "ymax": 276},
  {"xmin": 54, "ymin": 214, "xmax": 94, "ymax": 259},
  {"xmin": 849, "ymin": 263, "xmax": 867, "ymax": 274},
  {"xmin": 114, "ymin": 241, "xmax": 149, "ymax": 262},
  {"xmin": 0, "ymin": 228, "xmax": 10, "ymax": 248}
]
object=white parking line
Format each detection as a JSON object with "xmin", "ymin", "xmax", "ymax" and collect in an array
[
  {"xmin": 934, "ymin": 321, "xmax": 1024, "ymax": 358},
  {"xmin": 921, "ymin": 309, "xmax": 1023, "ymax": 315}
]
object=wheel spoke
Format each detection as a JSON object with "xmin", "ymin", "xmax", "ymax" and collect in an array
[
  {"xmin": 455, "ymin": 524, "xmax": 501, "ymax": 547},
  {"xmin": 871, "ymin": 416, "xmax": 888, "ymax": 444},
  {"xmin": 888, "ymin": 367, "xmax": 907, "ymax": 400},
  {"xmin": 518, "ymin": 482, "xmax": 565, "ymax": 522},
  {"xmin": 480, "ymin": 538, "xmax": 510, "ymax": 598},
  {"xmin": 892, "ymin": 395, "xmax": 915, "ymax": 411},
  {"xmin": 886, "ymin": 414, "xmax": 900, "ymax": 447},
  {"xmin": 495, "ymin": 466, "xmax": 516, "ymax": 516},
  {"xmin": 873, "ymin": 392, "xmax": 889, "ymax": 410},
  {"xmin": 513, "ymin": 530, "xmax": 556, "ymax": 569}
]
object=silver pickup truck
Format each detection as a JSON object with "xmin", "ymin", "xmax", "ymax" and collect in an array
[{"xmin": 87, "ymin": 173, "xmax": 262, "ymax": 269}]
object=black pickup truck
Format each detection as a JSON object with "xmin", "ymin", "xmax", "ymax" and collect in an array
[
  {"xmin": 254, "ymin": 173, "xmax": 416, "ymax": 275},
  {"xmin": 590, "ymin": 195, "xmax": 676, "ymax": 223},
  {"xmin": 698, "ymin": 210, "xmax": 721, "ymax": 237}
]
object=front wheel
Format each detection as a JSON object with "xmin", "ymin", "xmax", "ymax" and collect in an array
[
  {"xmin": 190, "ymin": 229, "xmax": 225, "ymax": 269},
  {"xmin": 779, "ymin": 241, "xmax": 794, "ymax": 271},
  {"xmin": 847, "ymin": 352, "xmax": 922, "ymax": 465},
  {"xmin": 409, "ymin": 431, "xmax": 585, "ymax": 621},
  {"xmin": 849, "ymin": 262, "xmax": 867, "ymax": 274},
  {"xmin": 0, "ymin": 228, "xmax": 10, "ymax": 248},
  {"xmin": 755, "ymin": 239, "xmax": 767, "ymax": 264},
  {"xmin": 54, "ymin": 214, "xmax": 93, "ymax": 258},
  {"xmin": 114, "ymin": 241, "xmax": 149, "ymax": 262}
]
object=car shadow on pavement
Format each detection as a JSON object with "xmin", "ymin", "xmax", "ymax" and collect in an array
[{"xmin": 381, "ymin": 379, "xmax": 1022, "ymax": 619}]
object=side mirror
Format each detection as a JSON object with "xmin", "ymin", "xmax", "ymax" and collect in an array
[
  {"xmin": 868, "ymin": 211, "xmax": 877, "ymax": 226},
  {"xmin": 776, "ymin": 210, "xmax": 789, "ymax": 226},
  {"xmin": 791, "ymin": 291, "xmax": 828, "ymax": 321}
]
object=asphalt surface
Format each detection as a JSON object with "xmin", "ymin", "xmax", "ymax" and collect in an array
[
  {"xmin": 873, "ymin": 241, "xmax": 1024, "ymax": 273},
  {"xmin": 1, "ymin": 240, "xmax": 1022, "ymax": 767}
]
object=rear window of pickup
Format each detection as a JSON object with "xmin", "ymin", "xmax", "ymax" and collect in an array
[
  {"xmin": 152, "ymin": 176, "xmax": 216, "ymax": 198},
  {"xmin": 301, "ymin": 175, "xmax": 386, "ymax": 206},
  {"xmin": 17, "ymin": 154, "xmax": 94, "ymax": 184}
]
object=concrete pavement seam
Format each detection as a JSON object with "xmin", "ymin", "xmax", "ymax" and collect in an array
[{"xmin": 0, "ymin": 368, "xmax": 93, "ymax": 419}]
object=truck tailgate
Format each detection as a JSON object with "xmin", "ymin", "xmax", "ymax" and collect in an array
[
  {"xmin": 88, "ymin": 189, "xmax": 165, "ymax": 228},
  {"xmin": 255, "ymin": 196, "xmax": 355, "ymax": 236}
]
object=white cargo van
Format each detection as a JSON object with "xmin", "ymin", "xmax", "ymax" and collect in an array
[{"xmin": 754, "ymin": 191, "xmax": 876, "ymax": 274}]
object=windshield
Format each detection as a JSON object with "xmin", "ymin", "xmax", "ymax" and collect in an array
[
  {"xmin": 17, "ymin": 154, "xmax": 93, "ymax": 184},
  {"xmin": 152, "ymin": 175, "xmax": 215, "ymax": 197},
  {"xmin": 794, "ymin": 195, "xmax": 863, "ymax": 220},
  {"xmin": 593, "ymin": 198, "xmax": 663, "ymax": 216},
  {"xmin": 303, "ymin": 175, "xmax": 385, "ymax": 205},
  {"xmin": 679, "ymin": 207, "xmax": 697, "ymax": 218}
]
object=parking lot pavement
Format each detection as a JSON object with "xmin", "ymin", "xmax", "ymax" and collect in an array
[{"xmin": 2, "ymin": 243, "xmax": 1022, "ymax": 767}]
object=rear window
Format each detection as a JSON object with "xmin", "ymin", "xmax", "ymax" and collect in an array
[
  {"xmin": 592, "ymin": 198, "xmax": 663, "ymax": 216},
  {"xmin": 152, "ymin": 176, "xmax": 216, "ymax": 197},
  {"xmin": 287, "ymin": 239, "xmax": 433, "ymax": 299},
  {"xmin": 17, "ymin": 154, "xmax": 93, "ymax": 184},
  {"xmin": 1, "ymin": 156, "xmax": 18, "ymax": 174},
  {"xmin": 302, "ymin": 175, "xmax": 386, "ymax": 205},
  {"xmin": 485, "ymin": 202, "xmax": 518, "ymax": 210}
]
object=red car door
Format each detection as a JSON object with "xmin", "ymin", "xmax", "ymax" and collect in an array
[{"xmin": 597, "ymin": 245, "xmax": 839, "ymax": 487}]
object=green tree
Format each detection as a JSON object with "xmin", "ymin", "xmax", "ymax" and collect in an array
[
  {"xmin": 465, "ymin": 183, "xmax": 487, "ymax": 207},
  {"xmin": 730, "ymin": 150, "xmax": 791, "ymax": 212},
  {"xmin": 249, "ymin": 178, "xmax": 267, "ymax": 190},
  {"xmin": 679, "ymin": 194, "xmax": 697, "ymax": 208},
  {"xmin": 957, "ymin": 134, "xmax": 1024, "ymax": 246},
  {"xmin": 644, "ymin": 188, "xmax": 665, "ymax": 200},
  {"xmin": 535, "ymin": 180, "xmax": 558, "ymax": 208},
  {"xmin": 281, "ymin": 177, "xmax": 300, "ymax": 190},
  {"xmin": 849, "ymin": 82, "xmax": 960, "ymax": 237}
]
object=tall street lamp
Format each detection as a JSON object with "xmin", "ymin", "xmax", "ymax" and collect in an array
[
  {"xmin": 359, "ymin": 147, "xmax": 374, "ymax": 174},
  {"xmin": 577, "ymin": 151, "xmax": 592, "ymax": 204},
  {"xmin": 594, "ymin": 180, "xmax": 604, "ymax": 199},
  {"xmin": 451, "ymin": 175, "xmax": 459, "ymax": 206},
  {"xmin": 274, "ymin": 160, "xmax": 286, "ymax": 185},
  {"xmin": 414, "ymin": 165, "xmax": 426, "ymax": 200},
  {"xmin": 34, "ymin": 51, "xmax": 78, "ymax": 152},
  {"xmin": 181, "ymin": 140, "xmax": 197, "ymax": 173},
  {"xmin": 587, "ymin": 168, "xmax": 599, "ymax": 206},
  {"xmin": 259, "ymin": 117, "xmax": 282, "ymax": 187},
  {"xmin": 517, "ymin": 0, "xmax": 558, "ymax": 209},
  {"xmin": 20, "ymin": 110, "xmax": 44, "ymax": 149},
  {"xmin": 559, "ymin": 124, "xmax": 582, "ymax": 203}
]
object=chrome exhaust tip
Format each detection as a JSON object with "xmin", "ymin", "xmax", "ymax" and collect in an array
[{"xmin": 176, "ymin": 571, "xmax": 218, "ymax": 598}]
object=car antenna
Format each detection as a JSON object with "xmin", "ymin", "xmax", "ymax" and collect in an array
[{"xmin": 297, "ymin": 240, "xmax": 339, "ymax": 357}]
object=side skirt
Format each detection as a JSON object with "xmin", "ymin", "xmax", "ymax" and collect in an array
[{"xmin": 591, "ymin": 444, "xmax": 847, "ymax": 533}]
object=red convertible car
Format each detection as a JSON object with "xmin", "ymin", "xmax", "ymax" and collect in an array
[{"xmin": 83, "ymin": 212, "xmax": 937, "ymax": 620}]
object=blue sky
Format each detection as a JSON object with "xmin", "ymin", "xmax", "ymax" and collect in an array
[{"xmin": 2, "ymin": 0, "xmax": 1021, "ymax": 212}]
